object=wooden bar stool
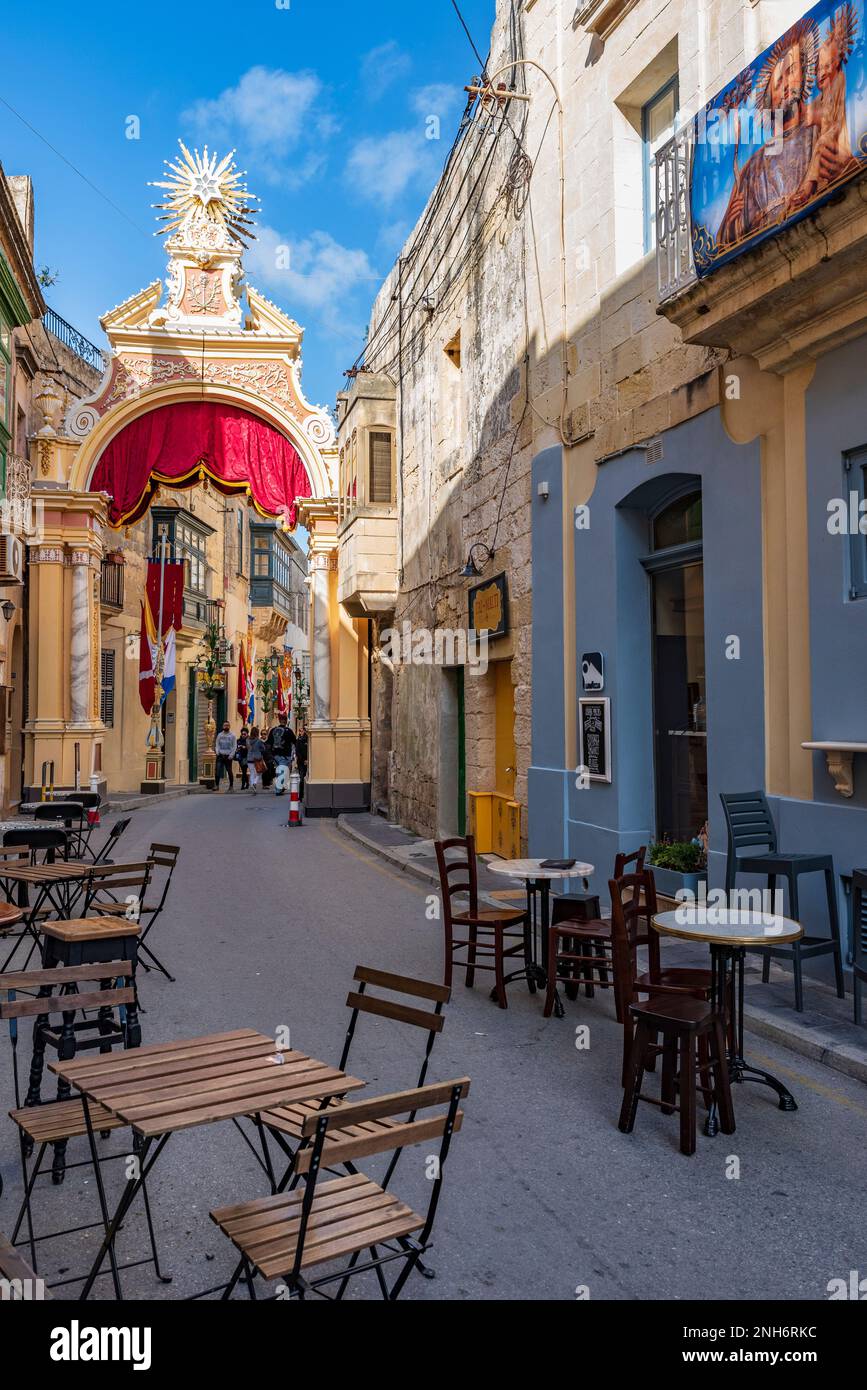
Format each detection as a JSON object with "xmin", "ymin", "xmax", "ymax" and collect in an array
[{"xmin": 618, "ymin": 995, "xmax": 735, "ymax": 1156}]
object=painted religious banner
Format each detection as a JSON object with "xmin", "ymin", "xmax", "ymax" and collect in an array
[{"xmin": 690, "ymin": 1, "xmax": 867, "ymax": 277}]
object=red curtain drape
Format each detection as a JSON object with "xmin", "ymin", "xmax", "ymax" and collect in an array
[{"xmin": 92, "ymin": 401, "xmax": 312, "ymax": 528}]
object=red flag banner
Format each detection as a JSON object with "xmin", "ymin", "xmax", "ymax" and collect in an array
[
  {"xmin": 237, "ymin": 639, "xmax": 249, "ymax": 721},
  {"xmin": 138, "ymin": 560, "xmax": 185, "ymax": 714}
]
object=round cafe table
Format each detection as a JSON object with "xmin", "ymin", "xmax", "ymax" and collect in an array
[
  {"xmin": 487, "ymin": 857, "xmax": 594, "ymax": 998},
  {"xmin": 653, "ymin": 908, "xmax": 803, "ymax": 1133}
]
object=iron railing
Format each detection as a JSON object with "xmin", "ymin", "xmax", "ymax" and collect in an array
[
  {"xmin": 99, "ymin": 557, "xmax": 124, "ymax": 609},
  {"xmin": 655, "ymin": 126, "xmax": 697, "ymax": 302},
  {"xmin": 43, "ymin": 307, "xmax": 105, "ymax": 373}
]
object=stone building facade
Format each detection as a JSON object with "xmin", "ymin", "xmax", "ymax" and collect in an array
[{"xmin": 346, "ymin": 0, "xmax": 802, "ymax": 847}]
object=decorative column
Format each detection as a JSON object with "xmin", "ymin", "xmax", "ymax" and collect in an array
[
  {"xmin": 68, "ymin": 550, "xmax": 92, "ymax": 726},
  {"xmin": 311, "ymin": 553, "xmax": 333, "ymax": 727}
]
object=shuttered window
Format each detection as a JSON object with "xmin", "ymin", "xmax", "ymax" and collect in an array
[
  {"xmin": 100, "ymin": 649, "xmax": 116, "ymax": 728},
  {"xmin": 368, "ymin": 431, "xmax": 393, "ymax": 504}
]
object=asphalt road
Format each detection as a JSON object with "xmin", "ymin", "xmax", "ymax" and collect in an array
[{"xmin": 1, "ymin": 791, "xmax": 865, "ymax": 1302}]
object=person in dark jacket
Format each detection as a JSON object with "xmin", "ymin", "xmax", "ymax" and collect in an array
[
  {"xmin": 295, "ymin": 724, "xmax": 308, "ymax": 796},
  {"xmin": 235, "ymin": 726, "xmax": 250, "ymax": 791},
  {"xmin": 266, "ymin": 713, "xmax": 296, "ymax": 795}
]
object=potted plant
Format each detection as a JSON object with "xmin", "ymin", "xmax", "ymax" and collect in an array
[{"xmin": 648, "ymin": 839, "xmax": 707, "ymax": 900}]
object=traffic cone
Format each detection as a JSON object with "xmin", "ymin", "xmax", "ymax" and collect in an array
[{"xmin": 287, "ymin": 766, "xmax": 303, "ymax": 828}]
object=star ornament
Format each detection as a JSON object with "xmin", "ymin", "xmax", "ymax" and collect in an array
[{"xmin": 150, "ymin": 142, "xmax": 260, "ymax": 246}]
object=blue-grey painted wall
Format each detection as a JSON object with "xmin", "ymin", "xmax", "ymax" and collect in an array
[{"xmin": 530, "ymin": 408, "xmax": 765, "ymax": 890}]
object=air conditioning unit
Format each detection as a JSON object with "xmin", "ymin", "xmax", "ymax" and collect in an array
[{"xmin": 0, "ymin": 535, "xmax": 25, "ymax": 585}]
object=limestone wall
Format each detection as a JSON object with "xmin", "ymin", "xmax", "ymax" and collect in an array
[{"xmin": 356, "ymin": 0, "xmax": 797, "ymax": 839}]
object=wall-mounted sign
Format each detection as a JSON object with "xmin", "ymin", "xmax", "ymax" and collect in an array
[
  {"xmin": 468, "ymin": 572, "xmax": 509, "ymax": 641},
  {"xmin": 691, "ymin": 0, "xmax": 867, "ymax": 278},
  {"xmin": 579, "ymin": 697, "xmax": 611, "ymax": 783},
  {"xmin": 581, "ymin": 652, "xmax": 604, "ymax": 692}
]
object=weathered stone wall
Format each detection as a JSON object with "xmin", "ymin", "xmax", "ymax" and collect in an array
[{"xmin": 358, "ymin": 0, "xmax": 796, "ymax": 839}]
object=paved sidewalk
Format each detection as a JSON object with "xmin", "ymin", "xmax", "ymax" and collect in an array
[{"xmin": 338, "ymin": 811, "xmax": 867, "ymax": 1085}]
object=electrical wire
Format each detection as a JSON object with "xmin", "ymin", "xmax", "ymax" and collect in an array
[
  {"xmin": 449, "ymin": 0, "xmax": 489, "ymax": 75},
  {"xmin": 0, "ymin": 94, "xmax": 149, "ymax": 240}
]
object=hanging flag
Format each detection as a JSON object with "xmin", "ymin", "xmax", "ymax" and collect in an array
[
  {"xmin": 237, "ymin": 637, "xmax": 249, "ymax": 721},
  {"xmin": 138, "ymin": 558, "xmax": 185, "ymax": 715},
  {"xmin": 246, "ymin": 632, "xmax": 256, "ymax": 725}
]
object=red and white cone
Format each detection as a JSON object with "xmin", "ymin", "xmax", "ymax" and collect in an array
[{"xmin": 287, "ymin": 767, "xmax": 303, "ymax": 828}]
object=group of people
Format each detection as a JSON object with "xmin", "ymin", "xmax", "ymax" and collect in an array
[{"xmin": 213, "ymin": 712, "xmax": 308, "ymax": 796}]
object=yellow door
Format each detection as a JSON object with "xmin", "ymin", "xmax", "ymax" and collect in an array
[{"xmin": 494, "ymin": 661, "xmax": 516, "ymax": 799}]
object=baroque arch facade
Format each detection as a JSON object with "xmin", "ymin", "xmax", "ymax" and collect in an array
[{"xmin": 25, "ymin": 146, "xmax": 369, "ymax": 809}]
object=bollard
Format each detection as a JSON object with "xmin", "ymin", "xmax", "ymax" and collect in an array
[{"xmin": 287, "ymin": 766, "xmax": 303, "ymax": 828}]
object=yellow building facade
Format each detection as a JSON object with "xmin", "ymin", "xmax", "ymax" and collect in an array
[{"xmin": 22, "ymin": 147, "xmax": 369, "ymax": 809}]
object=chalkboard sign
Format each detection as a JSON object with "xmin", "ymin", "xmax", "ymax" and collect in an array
[{"xmin": 579, "ymin": 697, "xmax": 611, "ymax": 784}]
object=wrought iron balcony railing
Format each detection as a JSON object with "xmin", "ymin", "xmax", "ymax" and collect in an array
[
  {"xmin": 43, "ymin": 307, "xmax": 105, "ymax": 374},
  {"xmin": 655, "ymin": 127, "xmax": 697, "ymax": 303},
  {"xmin": 99, "ymin": 556, "xmax": 125, "ymax": 609}
]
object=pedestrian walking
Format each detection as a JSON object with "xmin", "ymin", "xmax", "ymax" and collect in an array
[
  {"xmin": 235, "ymin": 726, "xmax": 250, "ymax": 791},
  {"xmin": 295, "ymin": 723, "xmax": 308, "ymax": 797},
  {"xmin": 247, "ymin": 726, "xmax": 267, "ymax": 794},
  {"xmin": 266, "ymin": 712, "xmax": 296, "ymax": 795},
  {"xmin": 214, "ymin": 722, "xmax": 237, "ymax": 791}
]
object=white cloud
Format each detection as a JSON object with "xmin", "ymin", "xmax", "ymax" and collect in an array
[
  {"xmin": 411, "ymin": 83, "xmax": 459, "ymax": 119},
  {"xmin": 183, "ymin": 67, "xmax": 327, "ymax": 161},
  {"xmin": 345, "ymin": 129, "xmax": 439, "ymax": 205},
  {"xmin": 360, "ymin": 42, "xmax": 411, "ymax": 97},
  {"xmin": 246, "ymin": 224, "xmax": 378, "ymax": 340}
]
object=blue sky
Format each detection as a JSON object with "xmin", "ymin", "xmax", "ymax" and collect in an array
[{"xmin": 0, "ymin": 0, "xmax": 494, "ymax": 409}]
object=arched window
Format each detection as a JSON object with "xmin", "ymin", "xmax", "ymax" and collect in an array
[{"xmin": 652, "ymin": 489, "xmax": 702, "ymax": 551}]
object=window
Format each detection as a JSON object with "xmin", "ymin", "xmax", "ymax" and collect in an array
[
  {"xmin": 100, "ymin": 649, "xmax": 116, "ymax": 728},
  {"xmin": 253, "ymin": 531, "xmax": 270, "ymax": 578},
  {"xmin": 369, "ymin": 431, "xmax": 394, "ymax": 504},
  {"xmin": 844, "ymin": 445, "xmax": 867, "ymax": 598},
  {"xmin": 236, "ymin": 509, "xmax": 245, "ymax": 576},
  {"xmin": 176, "ymin": 520, "xmax": 207, "ymax": 594},
  {"xmin": 643, "ymin": 76, "xmax": 679, "ymax": 253}
]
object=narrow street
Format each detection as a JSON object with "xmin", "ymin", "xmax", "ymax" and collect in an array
[{"xmin": 3, "ymin": 799, "xmax": 864, "ymax": 1303}]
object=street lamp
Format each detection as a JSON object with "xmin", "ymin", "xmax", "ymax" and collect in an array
[
  {"xmin": 194, "ymin": 602, "xmax": 229, "ymax": 787},
  {"xmin": 460, "ymin": 543, "xmax": 494, "ymax": 579}
]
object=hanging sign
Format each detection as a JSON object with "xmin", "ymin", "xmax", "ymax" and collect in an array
[
  {"xmin": 468, "ymin": 572, "xmax": 509, "ymax": 641},
  {"xmin": 579, "ymin": 697, "xmax": 612, "ymax": 784},
  {"xmin": 581, "ymin": 652, "xmax": 605, "ymax": 692},
  {"xmin": 691, "ymin": 0, "xmax": 867, "ymax": 278}
]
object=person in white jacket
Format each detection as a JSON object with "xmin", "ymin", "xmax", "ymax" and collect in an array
[{"xmin": 214, "ymin": 723, "xmax": 237, "ymax": 791}]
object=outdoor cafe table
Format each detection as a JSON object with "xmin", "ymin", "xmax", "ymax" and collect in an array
[
  {"xmin": 50, "ymin": 1028, "xmax": 365, "ymax": 1300},
  {"xmin": 652, "ymin": 908, "xmax": 804, "ymax": 1133},
  {"xmin": 0, "ymin": 862, "xmax": 92, "ymax": 970},
  {"xmin": 487, "ymin": 857, "xmax": 595, "ymax": 993}
]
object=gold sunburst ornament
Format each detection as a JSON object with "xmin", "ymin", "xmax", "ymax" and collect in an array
[{"xmin": 150, "ymin": 142, "xmax": 259, "ymax": 246}]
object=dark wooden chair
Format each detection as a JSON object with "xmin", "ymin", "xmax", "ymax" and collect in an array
[
  {"xmin": 720, "ymin": 790, "xmax": 845, "ymax": 1012},
  {"xmin": 211, "ymin": 1077, "xmax": 470, "ymax": 1301},
  {"xmin": 609, "ymin": 870, "xmax": 722, "ymax": 1086},
  {"xmin": 851, "ymin": 869, "xmax": 867, "ymax": 1026},
  {"xmin": 618, "ymin": 995, "xmax": 734, "ymax": 1156},
  {"xmin": 435, "ymin": 834, "xmax": 531, "ymax": 1008},
  {"xmin": 544, "ymin": 847, "xmax": 649, "ymax": 1020},
  {"xmin": 93, "ymin": 844, "xmax": 180, "ymax": 981}
]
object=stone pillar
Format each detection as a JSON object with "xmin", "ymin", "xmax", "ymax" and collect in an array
[{"xmin": 23, "ymin": 489, "xmax": 107, "ymax": 796}]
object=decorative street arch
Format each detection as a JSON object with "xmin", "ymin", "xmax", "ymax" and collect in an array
[{"xmin": 25, "ymin": 144, "xmax": 368, "ymax": 812}]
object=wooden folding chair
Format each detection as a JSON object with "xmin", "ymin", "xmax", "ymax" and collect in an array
[
  {"xmin": 211, "ymin": 1077, "xmax": 470, "ymax": 1301},
  {"xmin": 0, "ymin": 962, "xmax": 167, "ymax": 1292},
  {"xmin": 249, "ymin": 968, "xmax": 449, "ymax": 1199}
]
